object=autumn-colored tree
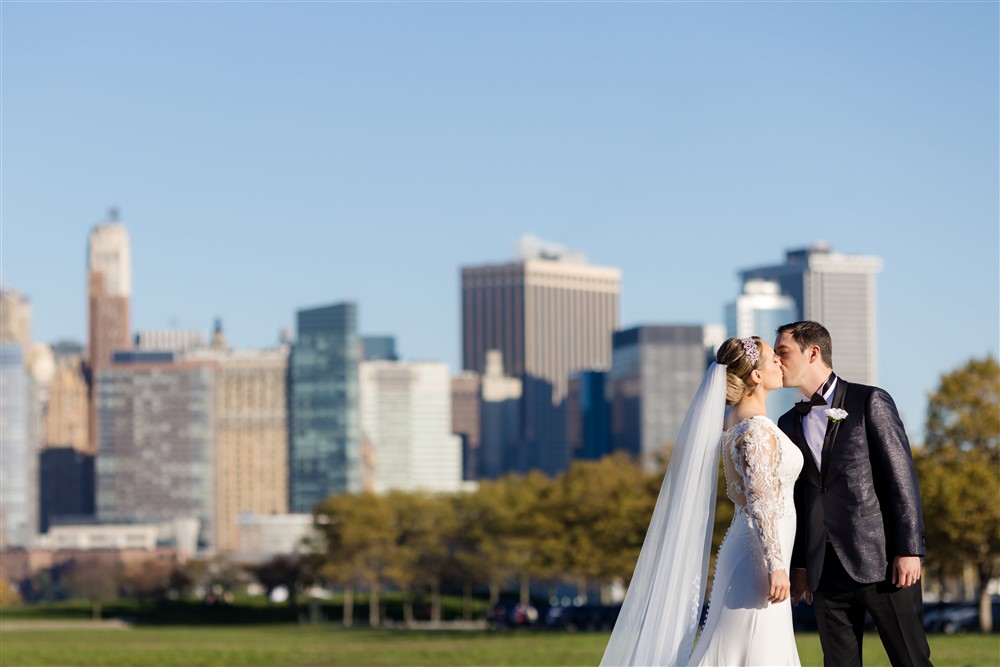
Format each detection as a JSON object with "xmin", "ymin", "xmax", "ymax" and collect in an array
[
  {"xmin": 919, "ymin": 356, "xmax": 999, "ymax": 632},
  {"xmin": 546, "ymin": 453, "xmax": 656, "ymax": 602},
  {"xmin": 384, "ymin": 491, "xmax": 458, "ymax": 623},
  {"xmin": 925, "ymin": 356, "xmax": 999, "ymax": 452},
  {"xmin": 0, "ymin": 577, "xmax": 21, "ymax": 607},
  {"xmin": 315, "ymin": 492, "xmax": 396, "ymax": 626}
]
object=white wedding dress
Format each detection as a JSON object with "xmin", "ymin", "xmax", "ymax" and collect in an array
[
  {"xmin": 600, "ymin": 367, "xmax": 802, "ymax": 667},
  {"xmin": 688, "ymin": 415, "xmax": 804, "ymax": 666}
]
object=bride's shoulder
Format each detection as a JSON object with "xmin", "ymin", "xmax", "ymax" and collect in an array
[{"xmin": 723, "ymin": 414, "xmax": 773, "ymax": 435}]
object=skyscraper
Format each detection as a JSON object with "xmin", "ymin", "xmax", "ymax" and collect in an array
[
  {"xmin": 739, "ymin": 243, "xmax": 882, "ymax": 384},
  {"xmin": 44, "ymin": 356, "xmax": 90, "ymax": 453},
  {"xmin": 461, "ymin": 237, "xmax": 620, "ymax": 474},
  {"xmin": 609, "ymin": 325, "xmax": 708, "ymax": 471},
  {"xmin": 478, "ymin": 351, "xmax": 522, "ymax": 479},
  {"xmin": 726, "ymin": 279, "xmax": 797, "ymax": 341},
  {"xmin": 0, "ymin": 344, "xmax": 36, "ymax": 547},
  {"xmin": 451, "ymin": 371, "xmax": 481, "ymax": 481},
  {"xmin": 566, "ymin": 370, "xmax": 611, "ymax": 461},
  {"xmin": 87, "ymin": 212, "xmax": 132, "ymax": 371},
  {"xmin": 359, "ymin": 360, "xmax": 463, "ymax": 493},
  {"xmin": 87, "ymin": 211, "xmax": 132, "ymax": 454},
  {"xmin": 190, "ymin": 336, "xmax": 290, "ymax": 553},
  {"xmin": 95, "ymin": 352, "xmax": 216, "ymax": 549},
  {"xmin": 289, "ymin": 303, "xmax": 360, "ymax": 511},
  {"xmin": 39, "ymin": 448, "xmax": 95, "ymax": 534},
  {"xmin": 0, "ymin": 288, "xmax": 32, "ymax": 348},
  {"xmin": 361, "ymin": 336, "xmax": 398, "ymax": 362}
]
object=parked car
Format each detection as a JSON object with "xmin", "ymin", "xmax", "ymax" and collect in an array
[
  {"xmin": 486, "ymin": 600, "xmax": 542, "ymax": 629},
  {"xmin": 924, "ymin": 600, "xmax": 1000, "ymax": 634},
  {"xmin": 544, "ymin": 604, "xmax": 621, "ymax": 632}
]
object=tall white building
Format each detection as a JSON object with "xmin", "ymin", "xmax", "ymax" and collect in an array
[
  {"xmin": 725, "ymin": 280, "xmax": 799, "ymax": 415},
  {"xmin": 0, "ymin": 344, "xmax": 36, "ymax": 547},
  {"xmin": 359, "ymin": 360, "xmax": 462, "ymax": 493},
  {"xmin": 726, "ymin": 280, "xmax": 797, "ymax": 341},
  {"xmin": 740, "ymin": 244, "xmax": 882, "ymax": 385}
]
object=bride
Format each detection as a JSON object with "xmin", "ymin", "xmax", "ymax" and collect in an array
[{"xmin": 601, "ymin": 336, "xmax": 803, "ymax": 666}]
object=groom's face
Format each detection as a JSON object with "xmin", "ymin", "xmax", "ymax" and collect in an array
[{"xmin": 774, "ymin": 332, "xmax": 807, "ymax": 389}]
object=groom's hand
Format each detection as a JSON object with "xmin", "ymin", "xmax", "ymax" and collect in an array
[
  {"xmin": 790, "ymin": 569, "xmax": 812, "ymax": 606},
  {"xmin": 893, "ymin": 556, "xmax": 921, "ymax": 588}
]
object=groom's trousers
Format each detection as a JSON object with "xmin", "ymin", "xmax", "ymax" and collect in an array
[{"xmin": 813, "ymin": 544, "xmax": 932, "ymax": 667}]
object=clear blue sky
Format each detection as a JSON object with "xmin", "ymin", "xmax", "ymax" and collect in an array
[{"xmin": 2, "ymin": 1, "xmax": 997, "ymax": 442}]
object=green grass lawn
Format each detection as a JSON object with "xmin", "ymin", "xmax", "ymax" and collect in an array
[{"xmin": 1, "ymin": 625, "xmax": 998, "ymax": 667}]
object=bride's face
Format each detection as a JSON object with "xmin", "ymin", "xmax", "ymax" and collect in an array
[{"xmin": 756, "ymin": 343, "xmax": 784, "ymax": 391}]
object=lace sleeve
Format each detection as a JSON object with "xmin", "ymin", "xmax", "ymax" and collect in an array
[{"xmin": 732, "ymin": 421, "xmax": 785, "ymax": 572}]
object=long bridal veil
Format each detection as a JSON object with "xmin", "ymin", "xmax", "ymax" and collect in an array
[{"xmin": 600, "ymin": 363, "xmax": 728, "ymax": 667}]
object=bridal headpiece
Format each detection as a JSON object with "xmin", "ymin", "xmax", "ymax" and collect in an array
[{"xmin": 740, "ymin": 337, "xmax": 760, "ymax": 366}]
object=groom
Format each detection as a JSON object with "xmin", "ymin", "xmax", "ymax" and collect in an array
[{"xmin": 774, "ymin": 321, "xmax": 931, "ymax": 667}]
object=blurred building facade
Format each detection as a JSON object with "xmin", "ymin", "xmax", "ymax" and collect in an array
[
  {"xmin": 478, "ymin": 351, "xmax": 523, "ymax": 479},
  {"xmin": 461, "ymin": 237, "xmax": 620, "ymax": 475},
  {"xmin": 289, "ymin": 302, "xmax": 360, "ymax": 511},
  {"xmin": 739, "ymin": 243, "xmax": 882, "ymax": 385},
  {"xmin": 190, "ymin": 336, "xmax": 290, "ymax": 553},
  {"xmin": 451, "ymin": 371, "xmax": 481, "ymax": 481},
  {"xmin": 39, "ymin": 447, "xmax": 95, "ymax": 534},
  {"xmin": 87, "ymin": 213, "xmax": 133, "ymax": 454},
  {"xmin": 725, "ymin": 278, "xmax": 799, "ymax": 416},
  {"xmin": 566, "ymin": 370, "xmax": 611, "ymax": 461},
  {"xmin": 610, "ymin": 325, "xmax": 708, "ymax": 471},
  {"xmin": 0, "ymin": 344, "xmax": 37, "ymax": 547},
  {"xmin": 361, "ymin": 335, "xmax": 398, "ymax": 362},
  {"xmin": 95, "ymin": 352, "xmax": 216, "ymax": 549},
  {"xmin": 360, "ymin": 360, "xmax": 463, "ymax": 493},
  {"xmin": 0, "ymin": 288, "xmax": 32, "ymax": 348}
]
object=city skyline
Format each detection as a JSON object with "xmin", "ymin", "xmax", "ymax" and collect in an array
[{"xmin": 3, "ymin": 2, "xmax": 997, "ymax": 443}]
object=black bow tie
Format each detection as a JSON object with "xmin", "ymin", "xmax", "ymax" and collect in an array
[{"xmin": 795, "ymin": 393, "xmax": 827, "ymax": 415}]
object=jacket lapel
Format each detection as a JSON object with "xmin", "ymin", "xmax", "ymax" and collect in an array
[{"xmin": 819, "ymin": 379, "xmax": 849, "ymax": 480}]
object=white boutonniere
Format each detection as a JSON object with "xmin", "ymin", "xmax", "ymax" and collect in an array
[{"xmin": 825, "ymin": 408, "xmax": 848, "ymax": 423}]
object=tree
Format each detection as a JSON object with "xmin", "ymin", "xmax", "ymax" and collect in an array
[
  {"xmin": 925, "ymin": 356, "xmax": 999, "ymax": 452},
  {"xmin": 315, "ymin": 492, "xmax": 396, "ymax": 626},
  {"xmin": 384, "ymin": 491, "xmax": 457, "ymax": 623},
  {"xmin": 121, "ymin": 556, "xmax": 173, "ymax": 603},
  {"xmin": 249, "ymin": 554, "xmax": 302, "ymax": 611},
  {"xmin": 546, "ymin": 454, "xmax": 656, "ymax": 602},
  {"xmin": 920, "ymin": 356, "xmax": 1000, "ymax": 631},
  {"xmin": 65, "ymin": 553, "xmax": 121, "ymax": 620},
  {"xmin": 0, "ymin": 577, "xmax": 21, "ymax": 607}
]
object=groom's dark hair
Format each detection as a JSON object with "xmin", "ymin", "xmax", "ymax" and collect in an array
[{"xmin": 777, "ymin": 321, "xmax": 833, "ymax": 367}]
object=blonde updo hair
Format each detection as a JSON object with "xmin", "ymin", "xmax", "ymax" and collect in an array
[{"xmin": 716, "ymin": 336, "xmax": 763, "ymax": 405}]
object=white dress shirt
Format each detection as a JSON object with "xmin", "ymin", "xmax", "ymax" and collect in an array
[{"xmin": 802, "ymin": 377, "xmax": 838, "ymax": 470}]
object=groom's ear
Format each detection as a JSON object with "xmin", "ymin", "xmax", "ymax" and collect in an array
[{"xmin": 807, "ymin": 344, "xmax": 821, "ymax": 363}]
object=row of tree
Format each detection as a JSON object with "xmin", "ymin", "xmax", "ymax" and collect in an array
[
  {"xmin": 310, "ymin": 356, "xmax": 998, "ymax": 629},
  {"xmin": 311, "ymin": 451, "xmax": 665, "ymax": 626}
]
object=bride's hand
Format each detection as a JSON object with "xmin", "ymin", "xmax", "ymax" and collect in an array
[{"xmin": 768, "ymin": 570, "xmax": 790, "ymax": 604}]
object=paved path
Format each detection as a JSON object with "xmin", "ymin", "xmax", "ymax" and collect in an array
[{"xmin": 0, "ymin": 619, "xmax": 131, "ymax": 630}]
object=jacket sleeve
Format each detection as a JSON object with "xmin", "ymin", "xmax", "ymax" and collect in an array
[
  {"xmin": 865, "ymin": 388, "xmax": 926, "ymax": 557},
  {"xmin": 733, "ymin": 422, "xmax": 786, "ymax": 572},
  {"xmin": 791, "ymin": 476, "xmax": 809, "ymax": 570}
]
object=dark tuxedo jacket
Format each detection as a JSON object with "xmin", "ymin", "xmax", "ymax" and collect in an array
[{"xmin": 778, "ymin": 378, "xmax": 926, "ymax": 593}]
